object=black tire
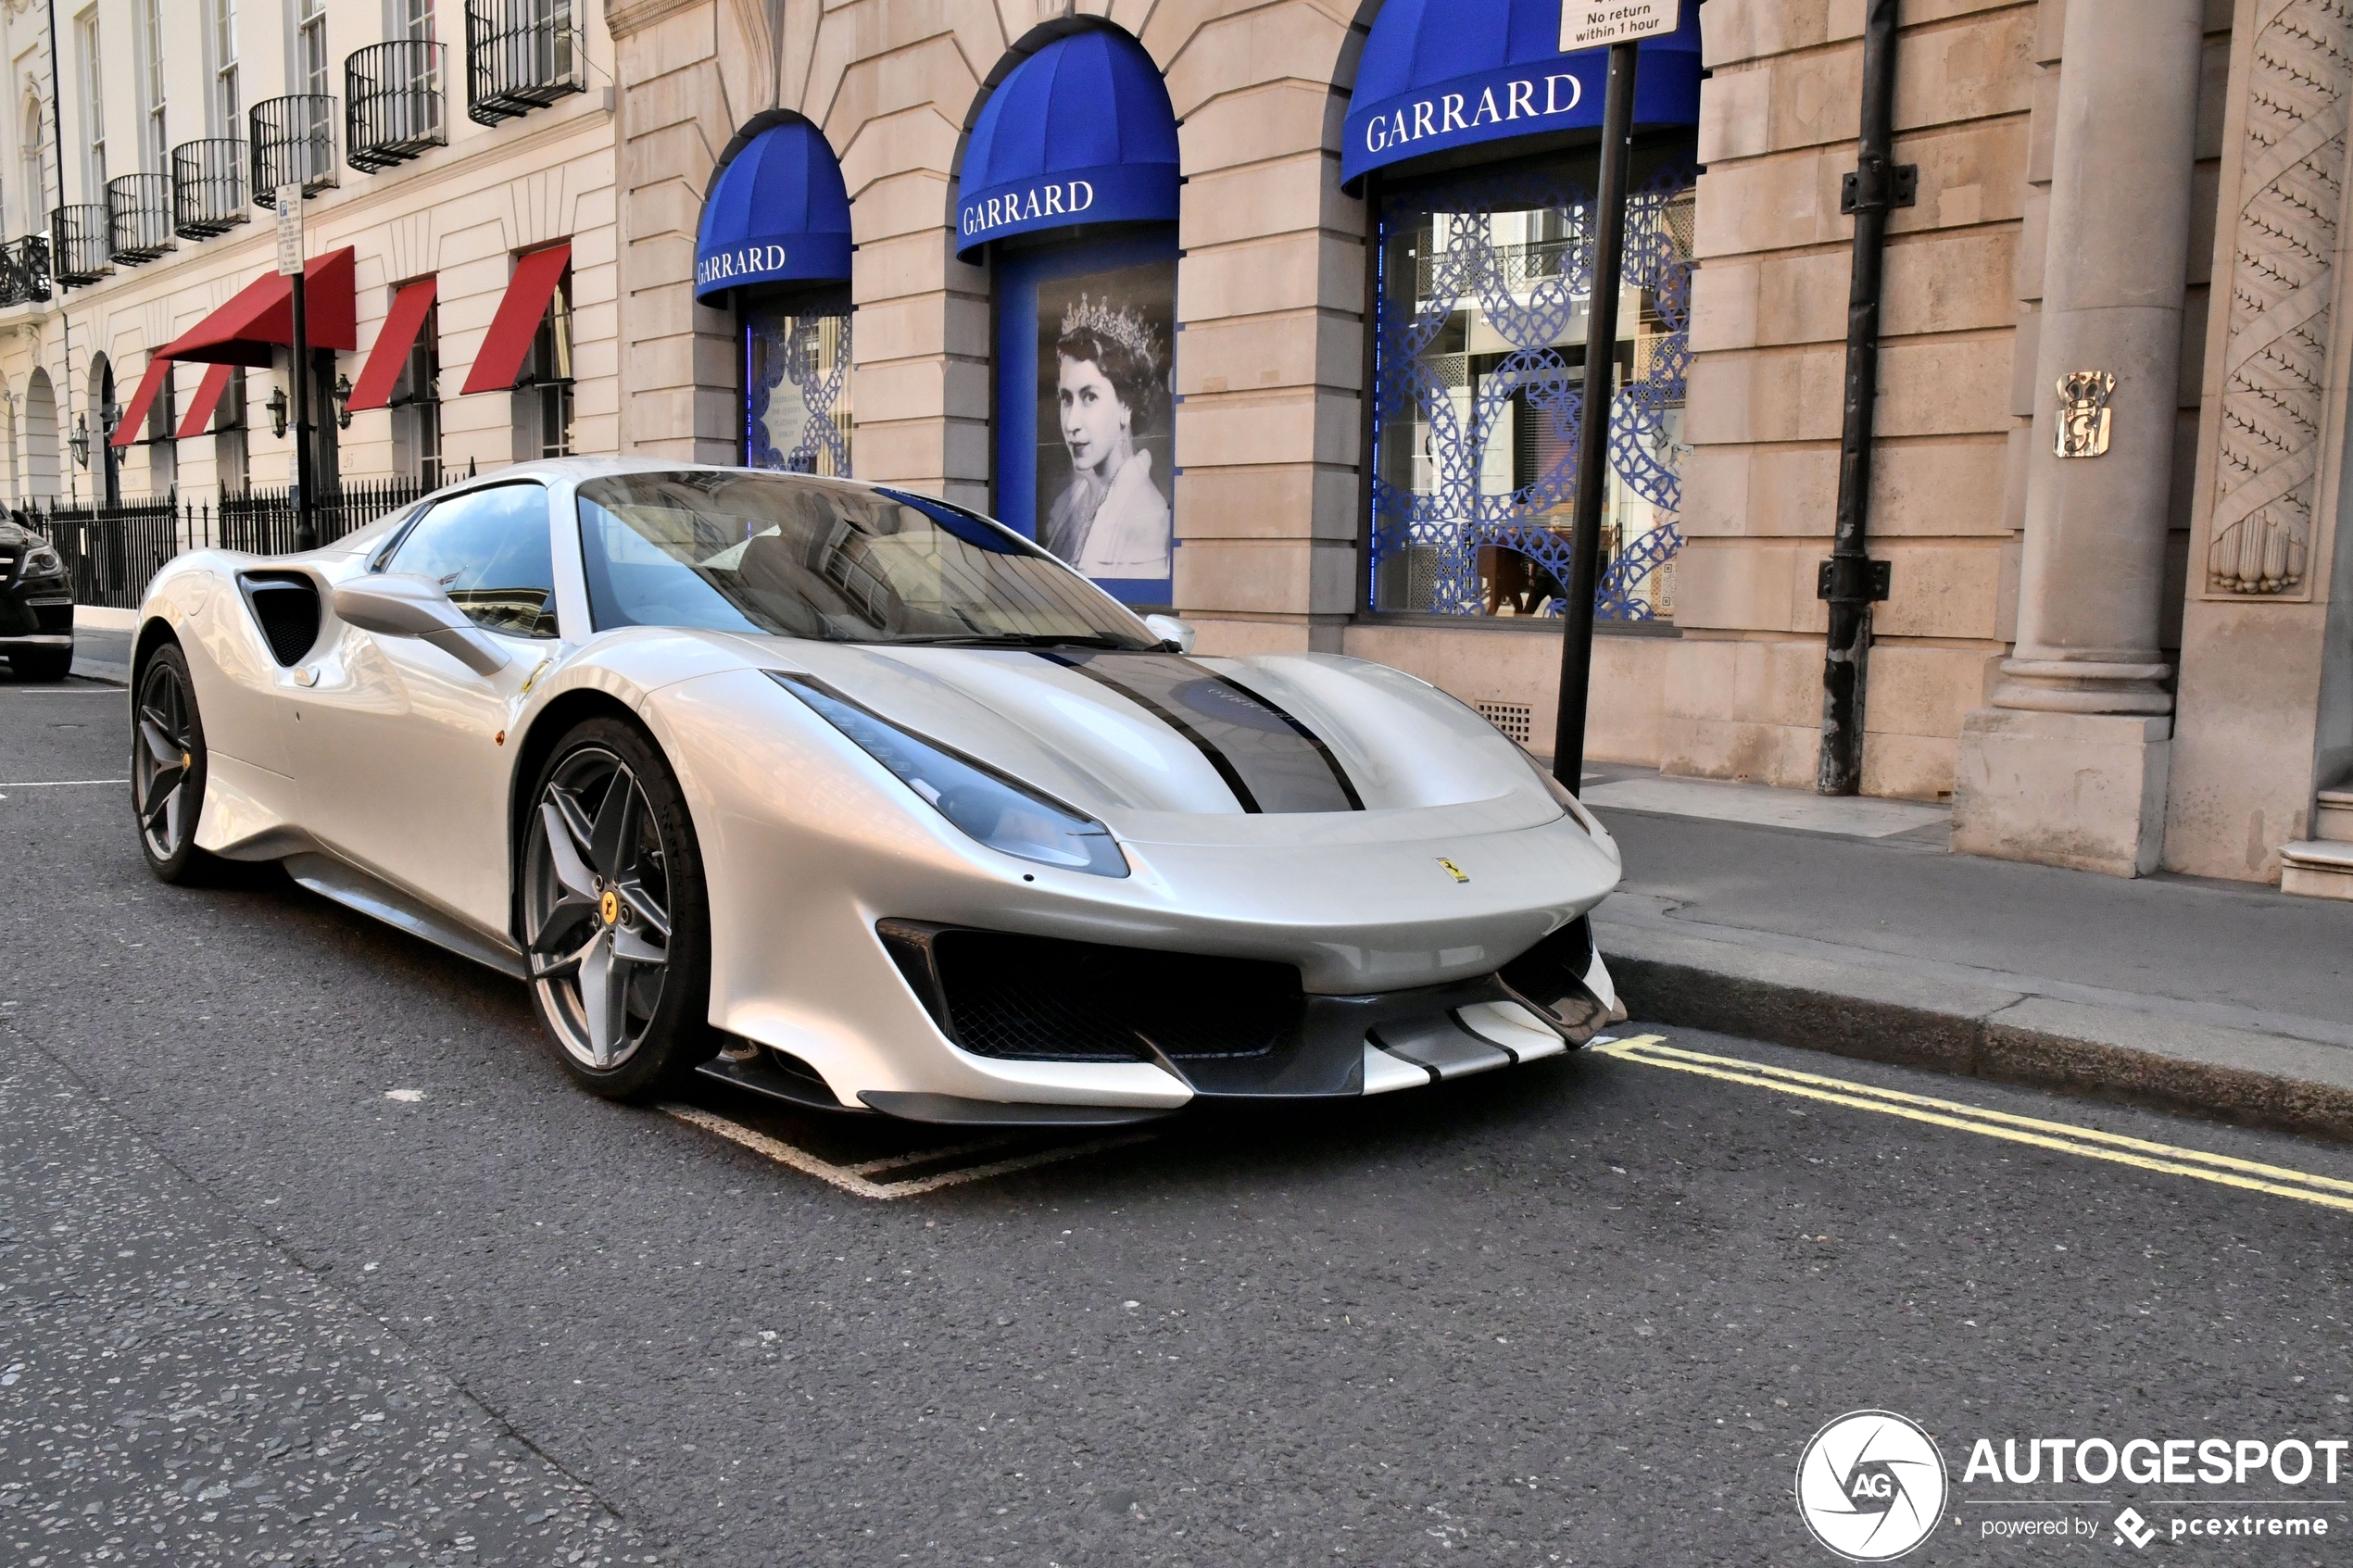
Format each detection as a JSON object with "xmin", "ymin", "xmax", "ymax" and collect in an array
[
  {"xmin": 9, "ymin": 644, "xmax": 72, "ymax": 682},
  {"xmin": 518, "ymin": 716, "xmax": 716, "ymax": 1100},
  {"xmin": 131, "ymin": 642, "xmax": 220, "ymax": 884}
]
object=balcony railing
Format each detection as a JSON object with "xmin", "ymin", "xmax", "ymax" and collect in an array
[
  {"xmin": 172, "ymin": 139, "xmax": 249, "ymax": 238},
  {"xmin": 250, "ymin": 95, "xmax": 338, "ymax": 207},
  {"xmin": 50, "ymin": 205, "xmax": 113, "ymax": 286},
  {"xmin": 465, "ymin": 0, "xmax": 586, "ymax": 127},
  {"xmin": 348, "ymin": 40, "xmax": 448, "ymax": 172},
  {"xmin": 107, "ymin": 173, "xmax": 176, "ymax": 264},
  {"xmin": 0, "ymin": 234, "xmax": 50, "ymax": 306}
]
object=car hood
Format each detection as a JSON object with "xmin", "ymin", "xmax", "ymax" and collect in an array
[{"xmin": 673, "ymin": 633, "xmax": 1579, "ymax": 845}]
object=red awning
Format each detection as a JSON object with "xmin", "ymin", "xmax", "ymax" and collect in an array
[
  {"xmin": 461, "ymin": 242, "xmax": 570, "ymax": 395},
  {"xmin": 159, "ymin": 247, "xmax": 359, "ymax": 369},
  {"xmin": 347, "ymin": 277, "xmax": 437, "ymax": 413},
  {"xmin": 176, "ymin": 364, "xmax": 236, "ymax": 439},
  {"xmin": 110, "ymin": 357, "xmax": 174, "ymax": 447}
]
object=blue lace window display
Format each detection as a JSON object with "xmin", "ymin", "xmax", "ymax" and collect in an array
[
  {"xmin": 1368, "ymin": 162, "xmax": 1693, "ymax": 621},
  {"xmin": 745, "ymin": 304, "xmax": 852, "ymax": 476}
]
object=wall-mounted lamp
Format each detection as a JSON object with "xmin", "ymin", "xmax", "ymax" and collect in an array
[
  {"xmin": 333, "ymin": 371, "xmax": 353, "ymax": 430},
  {"xmin": 67, "ymin": 411, "xmax": 86, "ymax": 469},
  {"xmin": 266, "ymin": 384, "xmax": 289, "ymax": 440}
]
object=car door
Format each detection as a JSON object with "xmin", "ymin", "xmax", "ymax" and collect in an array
[{"xmin": 289, "ymin": 483, "xmax": 563, "ymax": 936}]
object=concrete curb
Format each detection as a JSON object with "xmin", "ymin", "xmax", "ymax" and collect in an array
[{"xmin": 1597, "ymin": 917, "xmax": 2353, "ymax": 1144}]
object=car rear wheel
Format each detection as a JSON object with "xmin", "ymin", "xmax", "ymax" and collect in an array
[
  {"xmin": 521, "ymin": 718, "xmax": 716, "ymax": 1100},
  {"xmin": 132, "ymin": 643, "xmax": 216, "ymax": 883}
]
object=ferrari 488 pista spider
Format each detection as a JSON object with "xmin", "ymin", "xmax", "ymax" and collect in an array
[{"xmin": 130, "ymin": 461, "xmax": 1622, "ymax": 1124}]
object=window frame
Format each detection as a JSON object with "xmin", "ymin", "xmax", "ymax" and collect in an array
[
  {"xmin": 138, "ymin": 0, "xmax": 167, "ymax": 172},
  {"xmin": 296, "ymin": 0, "xmax": 330, "ymax": 99},
  {"xmin": 73, "ymin": 6, "xmax": 104, "ymax": 200},
  {"xmin": 210, "ymin": 0, "xmax": 240, "ymax": 134}
]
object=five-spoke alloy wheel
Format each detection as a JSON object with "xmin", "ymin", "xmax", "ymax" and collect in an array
[
  {"xmin": 132, "ymin": 644, "xmax": 214, "ymax": 882},
  {"xmin": 522, "ymin": 718, "xmax": 713, "ymax": 1098}
]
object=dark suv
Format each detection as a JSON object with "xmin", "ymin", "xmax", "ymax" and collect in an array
[{"xmin": 0, "ymin": 514, "xmax": 72, "ymax": 681}]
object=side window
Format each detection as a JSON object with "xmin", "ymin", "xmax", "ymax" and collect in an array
[{"xmin": 388, "ymin": 484, "xmax": 560, "ymax": 639}]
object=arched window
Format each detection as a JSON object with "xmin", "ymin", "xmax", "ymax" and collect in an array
[
  {"xmin": 89, "ymin": 353, "xmax": 120, "ymax": 508},
  {"xmin": 24, "ymin": 367, "xmax": 57, "ymax": 501},
  {"xmin": 695, "ymin": 114, "xmax": 854, "ymax": 477},
  {"xmin": 957, "ymin": 26, "xmax": 1181, "ymax": 608},
  {"xmin": 21, "ymin": 98, "xmax": 44, "ymax": 235}
]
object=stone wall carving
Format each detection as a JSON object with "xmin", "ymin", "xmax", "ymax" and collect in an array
[{"xmin": 2208, "ymin": 0, "xmax": 2353, "ymax": 596}]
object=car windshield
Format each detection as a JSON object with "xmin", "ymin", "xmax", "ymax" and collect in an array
[{"xmin": 574, "ymin": 470, "xmax": 1161, "ymax": 648}]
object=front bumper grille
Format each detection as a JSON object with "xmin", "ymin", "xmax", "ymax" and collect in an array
[
  {"xmin": 898, "ymin": 925, "xmax": 1302, "ymax": 1064},
  {"xmin": 877, "ymin": 917, "xmax": 1608, "ymax": 1099}
]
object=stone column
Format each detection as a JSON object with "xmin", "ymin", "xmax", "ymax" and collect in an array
[{"xmin": 1951, "ymin": 0, "xmax": 2208, "ymax": 876}]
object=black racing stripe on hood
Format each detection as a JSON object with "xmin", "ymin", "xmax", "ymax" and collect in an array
[{"xmin": 1040, "ymin": 650, "xmax": 1364, "ymax": 814}]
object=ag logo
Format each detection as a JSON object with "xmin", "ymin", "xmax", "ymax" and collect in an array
[{"xmin": 1794, "ymin": 1410, "xmax": 1946, "ymax": 1562}]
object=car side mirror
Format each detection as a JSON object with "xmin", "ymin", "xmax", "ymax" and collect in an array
[
  {"xmin": 332, "ymin": 573, "xmax": 511, "ymax": 676},
  {"xmin": 1142, "ymin": 613, "xmax": 1196, "ymax": 653}
]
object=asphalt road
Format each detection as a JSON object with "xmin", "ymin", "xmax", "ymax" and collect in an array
[{"xmin": 5, "ymin": 671, "xmax": 2351, "ymax": 1566}]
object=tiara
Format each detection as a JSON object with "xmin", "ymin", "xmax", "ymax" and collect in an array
[{"xmin": 1061, "ymin": 294, "xmax": 1159, "ymax": 370}]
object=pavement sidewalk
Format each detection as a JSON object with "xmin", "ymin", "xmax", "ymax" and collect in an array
[{"xmin": 1583, "ymin": 765, "xmax": 2353, "ymax": 1141}]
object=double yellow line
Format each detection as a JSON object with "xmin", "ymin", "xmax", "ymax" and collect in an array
[{"xmin": 1594, "ymin": 1035, "xmax": 2353, "ymax": 1214}]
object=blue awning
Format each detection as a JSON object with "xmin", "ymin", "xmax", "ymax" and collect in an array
[
  {"xmin": 1341, "ymin": 0, "xmax": 1702, "ymax": 190},
  {"xmin": 695, "ymin": 119, "xmax": 853, "ymax": 303},
  {"xmin": 955, "ymin": 29, "xmax": 1181, "ymax": 260}
]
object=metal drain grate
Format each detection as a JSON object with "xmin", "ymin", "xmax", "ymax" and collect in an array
[{"xmin": 1477, "ymin": 700, "xmax": 1533, "ymax": 744}]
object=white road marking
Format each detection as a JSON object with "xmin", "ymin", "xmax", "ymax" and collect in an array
[
  {"xmin": 660, "ymin": 1102, "xmax": 1157, "ymax": 1200},
  {"xmin": 0, "ymin": 777, "xmax": 129, "ymax": 787}
]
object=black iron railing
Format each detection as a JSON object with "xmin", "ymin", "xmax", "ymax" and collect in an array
[
  {"xmin": 465, "ymin": 0, "xmax": 586, "ymax": 127},
  {"xmin": 16, "ymin": 496, "xmax": 182, "ymax": 608},
  {"xmin": 250, "ymin": 95, "xmax": 338, "ymax": 206},
  {"xmin": 107, "ymin": 173, "xmax": 176, "ymax": 263},
  {"xmin": 171, "ymin": 139, "xmax": 249, "ymax": 238},
  {"xmin": 218, "ymin": 477, "xmax": 434, "ymax": 555},
  {"xmin": 347, "ymin": 40, "xmax": 448, "ymax": 172},
  {"xmin": 18, "ymin": 477, "xmax": 436, "ymax": 608},
  {"xmin": 0, "ymin": 234, "xmax": 50, "ymax": 305},
  {"xmin": 49, "ymin": 205, "xmax": 112, "ymax": 286}
]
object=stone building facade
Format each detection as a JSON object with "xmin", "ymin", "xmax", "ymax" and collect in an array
[{"xmin": 4, "ymin": 0, "xmax": 2350, "ymax": 897}]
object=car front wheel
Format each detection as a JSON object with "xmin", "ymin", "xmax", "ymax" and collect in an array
[
  {"xmin": 132, "ymin": 643, "xmax": 216, "ymax": 883},
  {"xmin": 521, "ymin": 717, "xmax": 716, "ymax": 1100}
]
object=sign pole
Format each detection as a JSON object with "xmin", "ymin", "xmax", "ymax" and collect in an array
[
  {"xmin": 276, "ymin": 185, "xmax": 316, "ymax": 552},
  {"xmin": 1551, "ymin": 38, "xmax": 1641, "ymax": 795}
]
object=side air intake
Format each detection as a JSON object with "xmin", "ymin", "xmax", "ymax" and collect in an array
[{"xmin": 237, "ymin": 571, "xmax": 322, "ymax": 667}]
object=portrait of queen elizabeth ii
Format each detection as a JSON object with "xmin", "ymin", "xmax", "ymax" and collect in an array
[{"xmin": 1037, "ymin": 283, "xmax": 1173, "ymax": 583}]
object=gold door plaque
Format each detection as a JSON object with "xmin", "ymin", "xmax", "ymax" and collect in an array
[{"xmin": 2055, "ymin": 370, "xmax": 2115, "ymax": 458}]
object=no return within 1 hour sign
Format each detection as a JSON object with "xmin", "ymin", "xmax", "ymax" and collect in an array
[{"xmin": 1561, "ymin": 0, "xmax": 1680, "ymax": 50}]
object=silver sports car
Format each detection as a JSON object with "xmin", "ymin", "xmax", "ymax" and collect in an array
[{"xmin": 130, "ymin": 460, "xmax": 1623, "ymax": 1124}]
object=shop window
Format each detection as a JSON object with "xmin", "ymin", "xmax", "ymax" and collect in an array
[
  {"xmin": 391, "ymin": 294, "xmax": 443, "ymax": 486},
  {"xmin": 994, "ymin": 232, "xmax": 1177, "ymax": 608},
  {"xmin": 516, "ymin": 268, "xmax": 573, "ymax": 459},
  {"xmin": 1368, "ymin": 157, "xmax": 1694, "ymax": 624},
  {"xmin": 742, "ymin": 285, "xmax": 849, "ymax": 476}
]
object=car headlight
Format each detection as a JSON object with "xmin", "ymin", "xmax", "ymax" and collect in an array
[
  {"xmin": 768, "ymin": 671, "xmax": 1129, "ymax": 878},
  {"xmin": 21, "ymin": 544, "xmax": 62, "ymax": 578}
]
